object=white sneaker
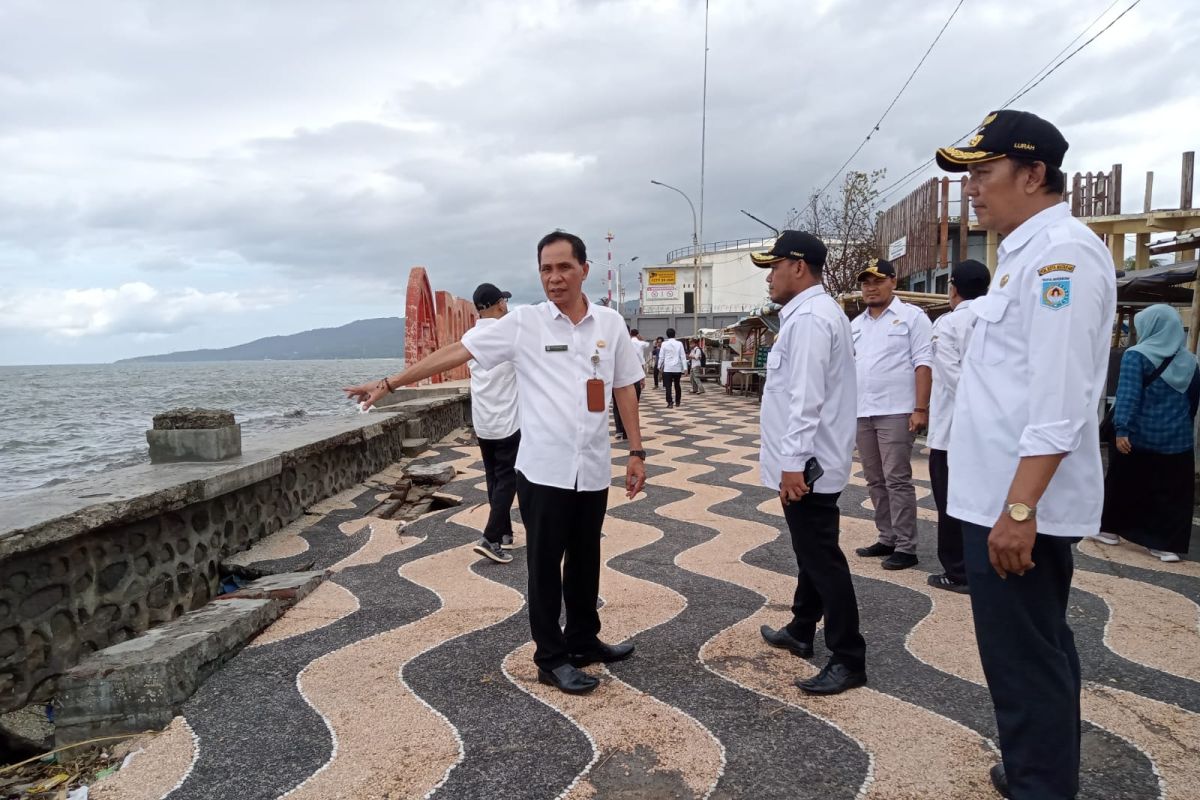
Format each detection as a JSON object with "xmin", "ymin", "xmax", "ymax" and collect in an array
[
  {"xmin": 1149, "ymin": 549, "xmax": 1181, "ymax": 563},
  {"xmin": 1094, "ymin": 532, "xmax": 1120, "ymax": 546}
]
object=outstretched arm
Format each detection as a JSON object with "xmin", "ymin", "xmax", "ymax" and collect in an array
[{"xmin": 343, "ymin": 342, "xmax": 473, "ymax": 409}]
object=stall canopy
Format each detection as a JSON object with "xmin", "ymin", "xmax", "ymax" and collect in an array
[{"xmin": 1115, "ymin": 260, "xmax": 1197, "ymax": 305}]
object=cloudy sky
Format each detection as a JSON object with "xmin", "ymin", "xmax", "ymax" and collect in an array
[{"xmin": 1, "ymin": 0, "xmax": 1196, "ymax": 364}]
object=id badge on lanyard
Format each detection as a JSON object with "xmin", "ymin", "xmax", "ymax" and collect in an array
[{"xmin": 586, "ymin": 349, "xmax": 605, "ymax": 412}]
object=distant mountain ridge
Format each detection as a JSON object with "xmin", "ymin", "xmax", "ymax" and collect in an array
[{"xmin": 117, "ymin": 317, "xmax": 406, "ymax": 363}]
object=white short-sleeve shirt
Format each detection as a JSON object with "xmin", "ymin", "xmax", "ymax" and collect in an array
[
  {"xmin": 948, "ymin": 203, "xmax": 1117, "ymax": 537},
  {"xmin": 759, "ymin": 285, "xmax": 858, "ymax": 494},
  {"xmin": 467, "ymin": 317, "xmax": 519, "ymax": 441},
  {"xmin": 851, "ymin": 297, "xmax": 934, "ymax": 417},
  {"xmin": 461, "ymin": 300, "xmax": 645, "ymax": 491},
  {"xmin": 926, "ymin": 299, "xmax": 976, "ymax": 451}
]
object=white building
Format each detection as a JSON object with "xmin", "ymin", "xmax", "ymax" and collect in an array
[{"xmin": 638, "ymin": 237, "xmax": 775, "ymax": 316}]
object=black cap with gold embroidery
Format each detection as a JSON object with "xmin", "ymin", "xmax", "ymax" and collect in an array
[
  {"xmin": 750, "ymin": 230, "xmax": 827, "ymax": 268},
  {"xmin": 935, "ymin": 110, "xmax": 1068, "ymax": 172},
  {"xmin": 857, "ymin": 258, "xmax": 896, "ymax": 282}
]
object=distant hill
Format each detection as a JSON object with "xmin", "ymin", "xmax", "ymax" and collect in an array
[{"xmin": 117, "ymin": 317, "xmax": 406, "ymax": 363}]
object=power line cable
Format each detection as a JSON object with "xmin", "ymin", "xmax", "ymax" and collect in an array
[
  {"xmin": 875, "ymin": 0, "xmax": 1144, "ymax": 204},
  {"xmin": 813, "ymin": 0, "xmax": 968, "ymax": 200},
  {"xmin": 999, "ymin": 0, "xmax": 1122, "ymax": 107}
]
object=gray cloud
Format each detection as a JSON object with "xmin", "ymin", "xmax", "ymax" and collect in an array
[{"xmin": 0, "ymin": 0, "xmax": 1196, "ymax": 362}]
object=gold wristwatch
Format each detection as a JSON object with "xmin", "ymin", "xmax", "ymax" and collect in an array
[{"xmin": 1006, "ymin": 502, "xmax": 1036, "ymax": 522}]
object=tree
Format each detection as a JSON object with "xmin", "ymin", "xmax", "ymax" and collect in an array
[{"xmin": 788, "ymin": 169, "xmax": 887, "ymax": 297}]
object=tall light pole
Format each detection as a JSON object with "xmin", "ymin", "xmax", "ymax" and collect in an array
[{"xmin": 651, "ymin": 179, "xmax": 700, "ymax": 334}]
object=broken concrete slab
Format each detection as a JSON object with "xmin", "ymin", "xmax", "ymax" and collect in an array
[
  {"xmin": 221, "ymin": 571, "xmax": 327, "ymax": 605},
  {"xmin": 404, "ymin": 462, "xmax": 456, "ymax": 486},
  {"xmin": 53, "ymin": 598, "xmax": 281, "ymax": 745},
  {"xmin": 402, "ymin": 438, "xmax": 430, "ymax": 457}
]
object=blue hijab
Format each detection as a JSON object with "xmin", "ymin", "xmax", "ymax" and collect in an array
[{"xmin": 1130, "ymin": 304, "xmax": 1198, "ymax": 394}]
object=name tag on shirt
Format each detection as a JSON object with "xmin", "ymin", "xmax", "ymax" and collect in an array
[{"xmin": 545, "ymin": 344, "xmax": 568, "ymax": 352}]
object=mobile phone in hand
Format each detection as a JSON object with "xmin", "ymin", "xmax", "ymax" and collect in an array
[{"xmin": 803, "ymin": 457, "xmax": 824, "ymax": 489}]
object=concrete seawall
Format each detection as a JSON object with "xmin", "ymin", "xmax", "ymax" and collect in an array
[{"xmin": 0, "ymin": 393, "xmax": 471, "ymax": 716}]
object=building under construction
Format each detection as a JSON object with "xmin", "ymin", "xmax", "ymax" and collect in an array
[{"xmin": 875, "ymin": 150, "xmax": 1200, "ymax": 347}]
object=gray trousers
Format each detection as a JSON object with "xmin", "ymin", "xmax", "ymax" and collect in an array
[{"xmin": 856, "ymin": 414, "xmax": 918, "ymax": 554}]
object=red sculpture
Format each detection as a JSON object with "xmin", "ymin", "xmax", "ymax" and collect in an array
[{"xmin": 405, "ymin": 267, "xmax": 478, "ymax": 383}]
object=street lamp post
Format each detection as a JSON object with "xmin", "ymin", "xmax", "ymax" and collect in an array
[{"xmin": 650, "ymin": 179, "xmax": 701, "ymax": 335}]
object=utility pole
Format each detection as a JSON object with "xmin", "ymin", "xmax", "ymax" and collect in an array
[{"xmin": 605, "ymin": 231, "xmax": 614, "ymax": 307}]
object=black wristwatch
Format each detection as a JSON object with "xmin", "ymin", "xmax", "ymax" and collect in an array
[{"xmin": 629, "ymin": 450, "xmax": 647, "ymax": 459}]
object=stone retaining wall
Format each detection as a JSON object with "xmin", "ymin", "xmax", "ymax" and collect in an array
[{"xmin": 0, "ymin": 393, "xmax": 470, "ymax": 714}]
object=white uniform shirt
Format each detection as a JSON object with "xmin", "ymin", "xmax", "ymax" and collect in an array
[
  {"xmin": 851, "ymin": 297, "xmax": 934, "ymax": 417},
  {"xmin": 948, "ymin": 203, "xmax": 1117, "ymax": 538},
  {"xmin": 759, "ymin": 285, "xmax": 858, "ymax": 494},
  {"xmin": 658, "ymin": 338, "xmax": 687, "ymax": 373},
  {"xmin": 467, "ymin": 317, "xmax": 520, "ymax": 440},
  {"xmin": 462, "ymin": 300, "xmax": 645, "ymax": 492},
  {"xmin": 632, "ymin": 337, "xmax": 651, "ymax": 366},
  {"xmin": 926, "ymin": 299, "xmax": 976, "ymax": 451}
]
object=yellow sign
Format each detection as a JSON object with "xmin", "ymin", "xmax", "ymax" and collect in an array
[{"xmin": 648, "ymin": 269, "xmax": 676, "ymax": 286}]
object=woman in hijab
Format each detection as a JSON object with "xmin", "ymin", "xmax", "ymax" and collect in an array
[{"xmin": 1097, "ymin": 304, "xmax": 1200, "ymax": 561}]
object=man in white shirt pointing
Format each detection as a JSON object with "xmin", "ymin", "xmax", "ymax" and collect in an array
[
  {"xmin": 937, "ymin": 110, "xmax": 1116, "ymax": 799},
  {"xmin": 926, "ymin": 260, "xmax": 991, "ymax": 593},
  {"xmin": 344, "ymin": 231, "xmax": 646, "ymax": 697},
  {"xmin": 467, "ymin": 283, "xmax": 520, "ymax": 565},
  {"xmin": 752, "ymin": 231, "xmax": 867, "ymax": 696}
]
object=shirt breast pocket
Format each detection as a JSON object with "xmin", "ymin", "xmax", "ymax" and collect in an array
[
  {"xmin": 887, "ymin": 324, "xmax": 910, "ymax": 353},
  {"xmin": 764, "ymin": 350, "xmax": 785, "ymax": 392},
  {"xmin": 967, "ymin": 295, "xmax": 1010, "ymax": 366}
]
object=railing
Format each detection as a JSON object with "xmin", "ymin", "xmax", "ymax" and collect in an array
[{"xmin": 666, "ymin": 237, "xmax": 775, "ymax": 264}]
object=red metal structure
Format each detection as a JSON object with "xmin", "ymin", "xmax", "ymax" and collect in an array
[{"xmin": 405, "ymin": 267, "xmax": 477, "ymax": 384}]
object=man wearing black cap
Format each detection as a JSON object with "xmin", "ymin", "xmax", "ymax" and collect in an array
[
  {"xmin": 751, "ymin": 231, "xmax": 867, "ymax": 695},
  {"xmin": 936, "ymin": 110, "xmax": 1116, "ymax": 799},
  {"xmin": 925, "ymin": 260, "xmax": 990, "ymax": 593},
  {"xmin": 467, "ymin": 283, "xmax": 519, "ymax": 564},
  {"xmin": 851, "ymin": 258, "xmax": 934, "ymax": 571},
  {"xmin": 344, "ymin": 231, "xmax": 645, "ymax": 697}
]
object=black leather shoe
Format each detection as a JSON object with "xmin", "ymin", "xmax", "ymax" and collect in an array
[
  {"xmin": 568, "ymin": 641, "xmax": 634, "ymax": 667},
  {"xmin": 855, "ymin": 541, "xmax": 895, "ymax": 558},
  {"xmin": 989, "ymin": 763, "xmax": 1013, "ymax": 799},
  {"xmin": 881, "ymin": 552, "xmax": 918, "ymax": 570},
  {"xmin": 760, "ymin": 625, "xmax": 813, "ymax": 658},
  {"xmin": 537, "ymin": 664, "xmax": 600, "ymax": 695},
  {"xmin": 796, "ymin": 663, "xmax": 867, "ymax": 695}
]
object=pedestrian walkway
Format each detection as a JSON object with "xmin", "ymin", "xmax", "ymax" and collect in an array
[{"xmin": 93, "ymin": 392, "xmax": 1200, "ymax": 800}]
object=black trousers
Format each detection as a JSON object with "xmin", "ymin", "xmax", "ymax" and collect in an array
[
  {"xmin": 663, "ymin": 372, "xmax": 683, "ymax": 406},
  {"xmin": 653, "ymin": 363, "xmax": 661, "ymax": 388},
  {"xmin": 478, "ymin": 429, "xmax": 520, "ymax": 544},
  {"xmin": 516, "ymin": 473, "xmax": 609, "ymax": 670},
  {"xmin": 963, "ymin": 522, "xmax": 1081, "ymax": 800},
  {"xmin": 928, "ymin": 448, "xmax": 966, "ymax": 582},
  {"xmin": 782, "ymin": 491, "xmax": 866, "ymax": 671},
  {"xmin": 612, "ymin": 380, "xmax": 643, "ymax": 436}
]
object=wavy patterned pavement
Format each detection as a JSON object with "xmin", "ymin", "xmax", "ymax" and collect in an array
[{"xmin": 93, "ymin": 394, "xmax": 1197, "ymax": 800}]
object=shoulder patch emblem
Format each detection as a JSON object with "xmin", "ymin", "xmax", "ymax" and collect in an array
[
  {"xmin": 1037, "ymin": 263, "xmax": 1076, "ymax": 276},
  {"xmin": 1041, "ymin": 278, "xmax": 1071, "ymax": 311},
  {"xmin": 999, "ymin": 273, "xmax": 1010, "ymax": 288}
]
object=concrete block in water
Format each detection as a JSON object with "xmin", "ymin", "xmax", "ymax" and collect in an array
[
  {"xmin": 53, "ymin": 598, "xmax": 281, "ymax": 744},
  {"xmin": 147, "ymin": 424, "xmax": 242, "ymax": 463}
]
